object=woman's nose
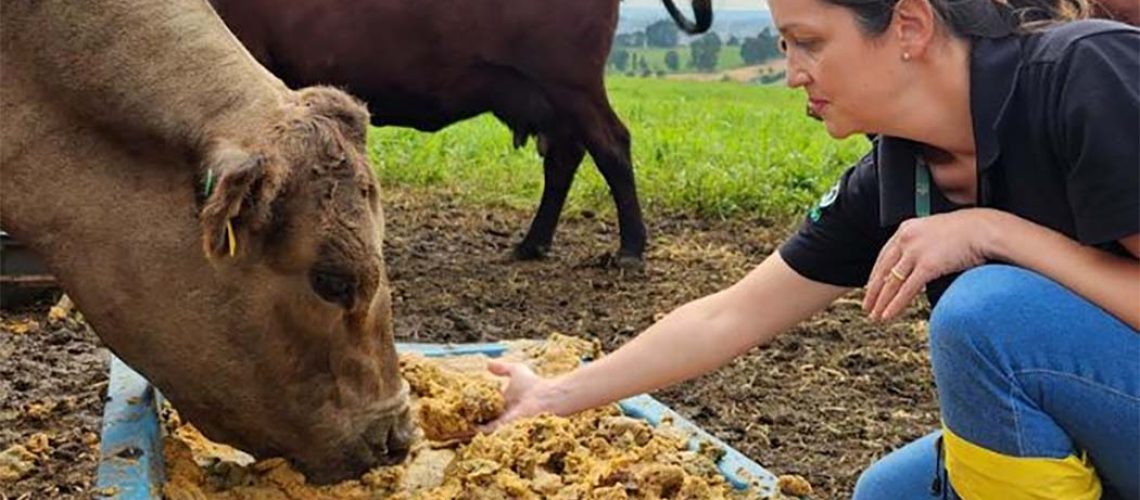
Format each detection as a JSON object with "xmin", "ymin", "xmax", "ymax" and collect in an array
[{"xmin": 785, "ymin": 59, "xmax": 811, "ymax": 88}]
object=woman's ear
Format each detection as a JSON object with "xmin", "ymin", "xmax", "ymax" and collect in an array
[{"xmin": 893, "ymin": 0, "xmax": 938, "ymax": 60}]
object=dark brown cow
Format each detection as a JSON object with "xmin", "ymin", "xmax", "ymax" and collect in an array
[{"xmin": 209, "ymin": 0, "xmax": 712, "ymax": 266}]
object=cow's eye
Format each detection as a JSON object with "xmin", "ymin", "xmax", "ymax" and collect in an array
[{"xmin": 309, "ymin": 268, "xmax": 357, "ymax": 309}]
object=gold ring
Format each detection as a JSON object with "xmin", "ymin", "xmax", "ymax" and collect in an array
[{"xmin": 889, "ymin": 267, "xmax": 908, "ymax": 282}]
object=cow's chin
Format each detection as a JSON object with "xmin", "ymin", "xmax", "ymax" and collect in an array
[{"xmin": 291, "ymin": 396, "xmax": 416, "ymax": 484}]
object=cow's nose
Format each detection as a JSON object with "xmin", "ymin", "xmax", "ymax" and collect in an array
[
  {"xmin": 369, "ymin": 405, "xmax": 416, "ymax": 465},
  {"xmin": 383, "ymin": 415, "xmax": 415, "ymax": 464},
  {"xmin": 378, "ymin": 439, "xmax": 410, "ymax": 466}
]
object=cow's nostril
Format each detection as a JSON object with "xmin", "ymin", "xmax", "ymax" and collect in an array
[
  {"xmin": 385, "ymin": 420, "xmax": 416, "ymax": 462},
  {"xmin": 367, "ymin": 410, "xmax": 416, "ymax": 466},
  {"xmin": 373, "ymin": 431, "xmax": 410, "ymax": 465},
  {"xmin": 381, "ymin": 444, "xmax": 410, "ymax": 465}
]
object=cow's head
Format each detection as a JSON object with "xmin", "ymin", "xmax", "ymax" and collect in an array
[{"xmin": 192, "ymin": 86, "xmax": 413, "ymax": 483}]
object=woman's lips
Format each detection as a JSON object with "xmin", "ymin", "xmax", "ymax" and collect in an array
[{"xmin": 808, "ymin": 98, "xmax": 829, "ymax": 116}]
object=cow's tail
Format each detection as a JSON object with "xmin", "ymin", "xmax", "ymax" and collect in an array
[{"xmin": 662, "ymin": 0, "xmax": 712, "ymax": 34}]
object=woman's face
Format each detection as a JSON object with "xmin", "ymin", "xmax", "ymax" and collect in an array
[{"xmin": 769, "ymin": 0, "xmax": 906, "ymax": 138}]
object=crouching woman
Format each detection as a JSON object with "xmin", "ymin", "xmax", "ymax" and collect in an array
[{"xmin": 488, "ymin": 0, "xmax": 1140, "ymax": 497}]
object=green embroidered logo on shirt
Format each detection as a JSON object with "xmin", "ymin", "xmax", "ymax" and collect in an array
[{"xmin": 810, "ymin": 181, "xmax": 840, "ymax": 222}]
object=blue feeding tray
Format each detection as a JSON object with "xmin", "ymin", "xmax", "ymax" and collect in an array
[{"xmin": 96, "ymin": 343, "xmax": 779, "ymax": 498}]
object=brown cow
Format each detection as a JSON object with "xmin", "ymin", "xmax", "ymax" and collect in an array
[
  {"xmin": 2, "ymin": 0, "xmax": 414, "ymax": 484},
  {"xmin": 209, "ymin": 0, "xmax": 712, "ymax": 267}
]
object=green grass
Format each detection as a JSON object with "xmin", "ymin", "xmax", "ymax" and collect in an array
[{"xmin": 367, "ymin": 76, "xmax": 868, "ymax": 222}]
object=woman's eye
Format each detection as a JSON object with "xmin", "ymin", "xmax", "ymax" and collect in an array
[
  {"xmin": 794, "ymin": 38, "xmax": 820, "ymax": 52},
  {"xmin": 780, "ymin": 35, "xmax": 821, "ymax": 54},
  {"xmin": 309, "ymin": 269, "xmax": 357, "ymax": 309}
]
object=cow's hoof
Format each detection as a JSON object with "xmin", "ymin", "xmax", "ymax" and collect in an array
[
  {"xmin": 578, "ymin": 251, "xmax": 645, "ymax": 272},
  {"xmin": 614, "ymin": 253, "xmax": 645, "ymax": 271},
  {"xmin": 513, "ymin": 243, "xmax": 549, "ymax": 261}
]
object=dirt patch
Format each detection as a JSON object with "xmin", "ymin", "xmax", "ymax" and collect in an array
[
  {"xmin": 0, "ymin": 184, "xmax": 938, "ymax": 498},
  {"xmin": 0, "ymin": 308, "xmax": 109, "ymax": 499}
]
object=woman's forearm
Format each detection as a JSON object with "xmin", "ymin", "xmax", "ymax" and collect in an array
[
  {"xmin": 536, "ymin": 253, "xmax": 848, "ymax": 416},
  {"xmin": 984, "ymin": 210, "xmax": 1140, "ymax": 330},
  {"xmin": 538, "ymin": 291, "xmax": 751, "ymax": 416}
]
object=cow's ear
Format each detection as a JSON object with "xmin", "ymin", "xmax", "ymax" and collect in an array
[
  {"xmin": 299, "ymin": 86, "xmax": 370, "ymax": 148},
  {"xmin": 198, "ymin": 143, "xmax": 285, "ymax": 261}
]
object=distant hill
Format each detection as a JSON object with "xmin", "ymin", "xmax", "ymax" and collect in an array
[{"xmin": 617, "ymin": 6, "xmax": 773, "ymax": 41}]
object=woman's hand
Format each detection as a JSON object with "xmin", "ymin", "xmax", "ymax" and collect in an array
[
  {"xmin": 863, "ymin": 209, "xmax": 1001, "ymax": 320},
  {"xmin": 479, "ymin": 361, "xmax": 561, "ymax": 432}
]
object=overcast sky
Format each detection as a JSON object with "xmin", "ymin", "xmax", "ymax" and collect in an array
[{"xmin": 623, "ymin": 0, "xmax": 768, "ymax": 10}]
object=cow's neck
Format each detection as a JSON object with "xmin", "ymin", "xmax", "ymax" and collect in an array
[
  {"xmin": 0, "ymin": 0, "xmax": 284, "ymax": 406},
  {"xmin": 12, "ymin": 0, "xmax": 289, "ymax": 152}
]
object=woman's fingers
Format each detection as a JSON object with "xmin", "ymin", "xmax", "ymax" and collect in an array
[
  {"xmin": 487, "ymin": 360, "xmax": 513, "ymax": 376},
  {"xmin": 482, "ymin": 361, "xmax": 542, "ymax": 432},
  {"xmin": 477, "ymin": 412, "xmax": 511, "ymax": 434},
  {"xmin": 871, "ymin": 257, "xmax": 914, "ymax": 320},
  {"xmin": 488, "ymin": 361, "xmax": 531, "ymax": 398},
  {"xmin": 881, "ymin": 268, "xmax": 927, "ymax": 320},
  {"xmin": 864, "ymin": 241, "xmax": 901, "ymax": 311}
]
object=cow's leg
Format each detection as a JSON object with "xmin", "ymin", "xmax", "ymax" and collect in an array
[
  {"xmin": 515, "ymin": 130, "xmax": 585, "ymax": 260},
  {"xmin": 567, "ymin": 95, "xmax": 646, "ymax": 267}
]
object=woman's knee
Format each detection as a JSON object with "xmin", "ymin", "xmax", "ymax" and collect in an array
[
  {"xmin": 852, "ymin": 462, "xmax": 892, "ymax": 500},
  {"xmin": 853, "ymin": 433, "xmax": 944, "ymax": 500},
  {"xmin": 853, "ymin": 459, "xmax": 902, "ymax": 500},
  {"xmin": 928, "ymin": 264, "xmax": 1051, "ymax": 364}
]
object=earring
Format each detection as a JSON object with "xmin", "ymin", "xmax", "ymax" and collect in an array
[{"xmin": 902, "ymin": 52, "xmax": 912, "ymax": 61}]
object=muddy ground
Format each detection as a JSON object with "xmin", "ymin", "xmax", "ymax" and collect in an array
[
  {"xmin": 0, "ymin": 186, "xmax": 939, "ymax": 499},
  {"xmin": 0, "ymin": 308, "xmax": 108, "ymax": 499}
]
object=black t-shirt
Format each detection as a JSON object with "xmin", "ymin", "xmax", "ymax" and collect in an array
[{"xmin": 779, "ymin": 20, "xmax": 1140, "ymax": 306}]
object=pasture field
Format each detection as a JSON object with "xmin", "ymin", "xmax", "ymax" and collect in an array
[{"xmin": 369, "ymin": 76, "xmax": 868, "ymax": 223}]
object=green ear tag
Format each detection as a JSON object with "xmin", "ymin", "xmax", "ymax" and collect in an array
[{"xmin": 203, "ymin": 170, "xmax": 216, "ymax": 197}]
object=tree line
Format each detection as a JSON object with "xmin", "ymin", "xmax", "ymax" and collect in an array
[{"xmin": 610, "ymin": 20, "xmax": 783, "ymax": 74}]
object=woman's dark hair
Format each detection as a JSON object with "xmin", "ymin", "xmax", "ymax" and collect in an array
[{"xmin": 823, "ymin": 0, "xmax": 1089, "ymax": 38}]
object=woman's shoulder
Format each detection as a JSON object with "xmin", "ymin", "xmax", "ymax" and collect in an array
[{"xmin": 1020, "ymin": 19, "xmax": 1139, "ymax": 63}]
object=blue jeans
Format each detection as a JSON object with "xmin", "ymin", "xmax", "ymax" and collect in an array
[{"xmin": 853, "ymin": 265, "xmax": 1140, "ymax": 500}]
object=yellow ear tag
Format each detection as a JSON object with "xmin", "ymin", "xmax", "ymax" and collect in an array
[{"xmin": 225, "ymin": 220, "xmax": 237, "ymax": 257}]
